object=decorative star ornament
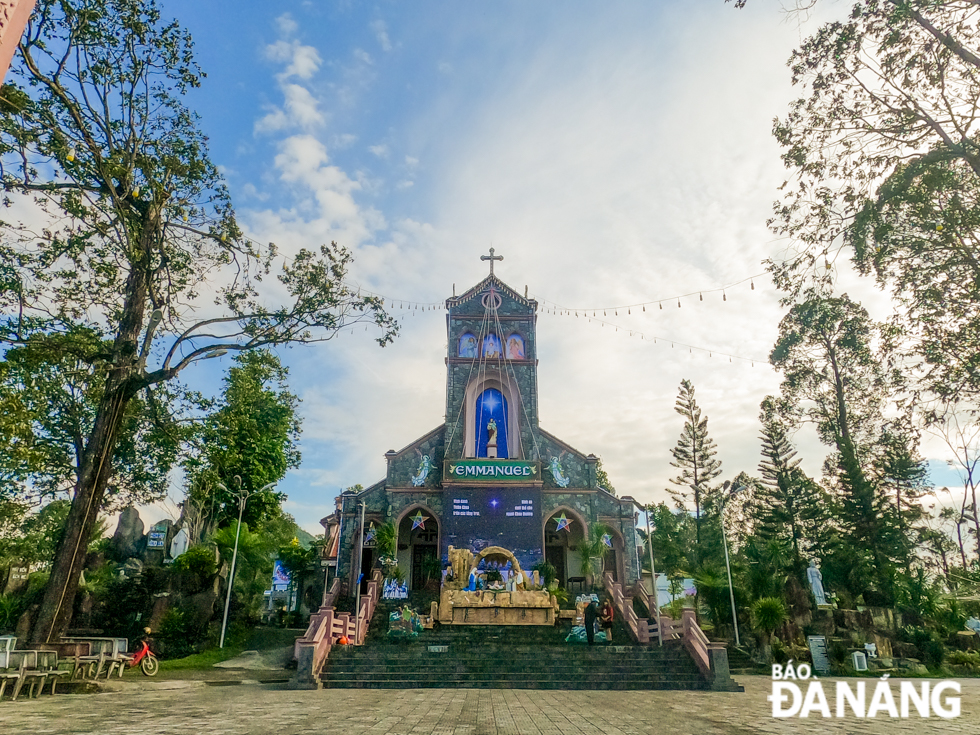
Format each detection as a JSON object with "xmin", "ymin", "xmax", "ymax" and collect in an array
[
  {"xmin": 364, "ymin": 523, "xmax": 376, "ymax": 544},
  {"xmin": 601, "ymin": 533, "xmax": 613, "ymax": 548},
  {"xmin": 554, "ymin": 513, "xmax": 572, "ymax": 532},
  {"xmin": 410, "ymin": 511, "xmax": 428, "ymax": 530}
]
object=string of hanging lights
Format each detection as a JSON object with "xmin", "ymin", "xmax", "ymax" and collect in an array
[{"xmin": 336, "ymin": 272, "xmax": 767, "ymax": 365}]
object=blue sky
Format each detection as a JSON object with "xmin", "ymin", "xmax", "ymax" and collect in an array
[{"xmin": 129, "ymin": 1, "xmax": 969, "ymax": 535}]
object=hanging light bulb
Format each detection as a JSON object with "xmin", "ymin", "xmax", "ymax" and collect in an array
[
  {"xmin": 604, "ymin": 311, "xmax": 607, "ymax": 316},
  {"xmin": 723, "ymin": 291, "xmax": 726, "ymax": 302},
  {"xmin": 659, "ymin": 302, "xmax": 662, "ymax": 310},
  {"xmin": 677, "ymin": 299, "xmax": 681, "ymax": 308},
  {"xmin": 751, "ymin": 280, "xmax": 755, "ymax": 290},
  {"xmin": 628, "ymin": 308, "xmax": 631, "ymax": 315},
  {"xmin": 643, "ymin": 305, "xmax": 646, "ymax": 312},
  {"xmin": 699, "ymin": 293, "xmax": 703, "ymax": 301}
]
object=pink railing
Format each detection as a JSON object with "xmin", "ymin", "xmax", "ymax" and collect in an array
[
  {"xmin": 602, "ymin": 572, "xmax": 650, "ymax": 644},
  {"xmin": 681, "ymin": 608, "xmax": 712, "ymax": 678},
  {"xmin": 630, "ymin": 580, "xmax": 662, "ymax": 643},
  {"xmin": 604, "ymin": 577, "xmax": 717, "ymax": 681},
  {"xmin": 293, "ymin": 569, "xmax": 383, "ymax": 682}
]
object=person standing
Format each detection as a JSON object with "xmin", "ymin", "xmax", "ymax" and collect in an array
[
  {"xmin": 600, "ymin": 598, "xmax": 614, "ymax": 644},
  {"xmin": 584, "ymin": 598, "xmax": 600, "ymax": 646}
]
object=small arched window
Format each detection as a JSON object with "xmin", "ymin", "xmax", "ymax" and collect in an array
[
  {"xmin": 482, "ymin": 333, "xmax": 502, "ymax": 358},
  {"xmin": 458, "ymin": 333, "xmax": 478, "ymax": 358},
  {"xmin": 505, "ymin": 334, "xmax": 525, "ymax": 359}
]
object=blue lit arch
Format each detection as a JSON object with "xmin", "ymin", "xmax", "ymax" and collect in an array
[{"xmin": 476, "ymin": 388, "xmax": 508, "ymax": 458}]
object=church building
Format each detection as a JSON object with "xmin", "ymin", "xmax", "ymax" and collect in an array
[{"xmin": 327, "ymin": 254, "xmax": 642, "ymax": 596}]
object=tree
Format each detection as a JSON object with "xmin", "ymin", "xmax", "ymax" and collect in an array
[
  {"xmin": 0, "ymin": 326, "xmax": 190, "ymax": 508},
  {"xmin": 770, "ymin": 294, "xmax": 911, "ymax": 600},
  {"xmin": 667, "ymin": 379, "xmax": 722, "ymax": 564},
  {"xmin": 579, "ymin": 522, "xmax": 611, "ymax": 588},
  {"xmin": 595, "ymin": 458, "xmax": 615, "ymax": 494},
  {"xmin": 750, "ymin": 396, "xmax": 832, "ymax": 572},
  {"xmin": 642, "ymin": 502, "xmax": 690, "ymax": 579},
  {"xmin": 183, "ymin": 350, "xmax": 301, "ymax": 535},
  {"xmin": 0, "ymin": 1, "xmax": 397, "ymax": 644},
  {"xmin": 760, "ymin": 1, "xmax": 980, "ymax": 403}
]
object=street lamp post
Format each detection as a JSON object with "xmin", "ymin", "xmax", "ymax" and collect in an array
[
  {"xmin": 353, "ymin": 501, "xmax": 366, "ymax": 644},
  {"xmin": 720, "ymin": 479, "xmax": 745, "ymax": 648},
  {"xmin": 218, "ymin": 478, "xmax": 277, "ymax": 648},
  {"xmin": 643, "ymin": 505, "xmax": 663, "ymax": 646}
]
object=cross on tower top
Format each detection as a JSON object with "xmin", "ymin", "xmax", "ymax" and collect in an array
[{"xmin": 480, "ymin": 247, "xmax": 503, "ymax": 275}]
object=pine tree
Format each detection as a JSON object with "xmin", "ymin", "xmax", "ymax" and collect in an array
[
  {"xmin": 668, "ymin": 379, "xmax": 722, "ymax": 565},
  {"xmin": 751, "ymin": 397, "xmax": 831, "ymax": 574}
]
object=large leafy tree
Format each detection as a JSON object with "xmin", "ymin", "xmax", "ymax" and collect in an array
[
  {"xmin": 0, "ymin": 326, "xmax": 188, "ymax": 507},
  {"xmin": 754, "ymin": 1, "xmax": 980, "ymax": 404},
  {"xmin": 770, "ymin": 294, "xmax": 915, "ymax": 600},
  {"xmin": 667, "ymin": 379, "xmax": 722, "ymax": 564},
  {"xmin": 0, "ymin": 1, "xmax": 396, "ymax": 643},
  {"xmin": 183, "ymin": 350, "xmax": 301, "ymax": 536}
]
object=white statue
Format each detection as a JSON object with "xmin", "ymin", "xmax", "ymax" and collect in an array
[
  {"xmin": 169, "ymin": 528, "xmax": 189, "ymax": 559},
  {"xmin": 807, "ymin": 559, "xmax": 828, "ymax": 606}
]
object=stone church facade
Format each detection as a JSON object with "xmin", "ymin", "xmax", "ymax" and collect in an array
[{"xmin": 328, "ymin": 269, "xmax": 642, "ymax": 593}]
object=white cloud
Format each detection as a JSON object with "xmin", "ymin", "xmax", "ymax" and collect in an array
[
  {"xmin": 333, "ymin": 133, "xmax": 358, "ymax": 149},
  {"xmin": 396, "ymin": 180, "xmax": 414, "ymax": 189},
  {"xmin": 370, "ymin": 19, "xmax": 392, "ymax": 52},
  {"xmin": 265, "ymin": 39, "xmax": 322, "ymax": 80},
  {"xmin": 405, "ymin": 156, "xmax": 419, "ymax": 167},
  {"xmin": 368, "ymin": 144, "xmax": 388, "ymax": 158},
  {"xmin": 282, "ymin": 84, "xmax": 325, "ymax": 129},
  {"xmin": 276, "ymin": 13, "xmax": 298, "ymax": 36}
]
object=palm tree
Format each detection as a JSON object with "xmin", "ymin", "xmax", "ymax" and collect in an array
[{"xmin": 580, "ymin": 523, "xmax": 611, "ymax": 589}]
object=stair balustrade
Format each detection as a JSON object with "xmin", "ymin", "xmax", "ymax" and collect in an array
[
  {"xmin": 601, "ymin": 572, "xmax": 649, "ymax": 644},
  {"xmin": 291, "ymin": 569, "xmax": 384, "ymax": 688}
]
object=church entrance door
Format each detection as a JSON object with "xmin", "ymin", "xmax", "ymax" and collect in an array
[
  {"xmin": 412, "ymin": 545, "xmax": 438, "ymax": 591},
  {"xmin": 398, "ymin": 509, "xmax": 440, "ymax": 592},
  {"xmin": 360, "ymin": 548, "xmax": 374, "ymax": 594}
]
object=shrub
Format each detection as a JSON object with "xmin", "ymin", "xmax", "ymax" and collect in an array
[
  {"xmin": 172, "ymin": 545, "xmax": 217, "ymax": 594},
  {"xmin": 751, "ymin": 597, "xmax": 787, "ymax": 635},
  {"xmin": 898, "ymin": 625, "xmax": 945, "ymax": 669},
  {"xmin": 532, "ymin": 561, "xmax": 557, "ymax": 586}
]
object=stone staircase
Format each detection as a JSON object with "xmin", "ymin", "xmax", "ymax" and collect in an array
[{"xmin": 320, "ymin": 597, "xmax": 712, "ymax": 690}]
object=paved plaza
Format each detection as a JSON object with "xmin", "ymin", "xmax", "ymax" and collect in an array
[{"xmin": 1, "ymin": 675, "xmax": 977, "ymax": 734}]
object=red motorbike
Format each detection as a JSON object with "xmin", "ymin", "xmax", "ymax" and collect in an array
[{"xmin": 126, "ymin": 639, "xmax": 159, "ymax": 676}]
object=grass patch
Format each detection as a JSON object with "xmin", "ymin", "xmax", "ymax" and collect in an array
[{"xmin": 159, "ymin": 646, "xmax": 245, "ymax": 671}]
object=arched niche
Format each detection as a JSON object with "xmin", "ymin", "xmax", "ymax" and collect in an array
[
  {"xmin": 395, "ymin": 505, "xmax": 440, "ymax": 591},
  {"xmin": 505, "ymin": 333, "xmax": 525, "ymax": 360},
  {"xmin": 543, "ymin": 507, "xmax": 587, "ymax": 588},
  {"xmin": 463, "ymin": 373, "xmax": 522, "ymax": 459},
  {"xmin": 458, "ymin": 333, "xmax": 478, "ymax": 358},
  {"xmin": 601, "ymin": 525, "xmax": 626, "ymax": 585}
]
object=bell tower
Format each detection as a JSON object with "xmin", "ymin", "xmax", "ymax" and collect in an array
[{"xmin": 444, "ymin": 251, "xmax": 539, "ymax": 462}]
